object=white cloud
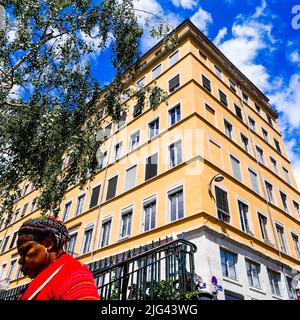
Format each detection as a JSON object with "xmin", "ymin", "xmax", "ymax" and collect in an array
[
  {"xmin": 213, "ymin": 27, "xmax": 228, "ymax": 46},
  {"xmin": 191, "ymin": 7, "xmax": 213, "ymax": 35},
  {"xmin": 282, "ymin": 138, "xmax": 300, "ymax": 191},
  {"xmin": 290, "ymin": 51, "xmax": 300, "ymax": 66},
  {"xmin": 171, "ymin": 0, "xmax": 197, "ymax": 10},
  {"xmin": 134, "ymin": 0, "xmax": 182, "ymax": 52}
]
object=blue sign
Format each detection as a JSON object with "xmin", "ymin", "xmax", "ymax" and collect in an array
[
  {"xmin": 200, "ymin": 283, "xmax": 206, "ymax": 289},
  {"xmin": 216, "ymin": 285, "xmax": 223, "ymax": 292},
  {"xmin": 211, "ymin": 276, "xmax": 218, "ymax": 285}
]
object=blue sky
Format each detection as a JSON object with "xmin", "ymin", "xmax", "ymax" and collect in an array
[{"xmin": 90, "ymin": 0, "xmax": 300, "ymax": 189}]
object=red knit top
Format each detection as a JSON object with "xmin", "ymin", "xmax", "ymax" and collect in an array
[{"xmin": 20, "ymin": 253, "xmax": 100, "ymax": 300}]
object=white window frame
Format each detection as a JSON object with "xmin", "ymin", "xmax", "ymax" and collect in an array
[
  {"xmin": 141, "ymin": 195, "xmax": 157, "ymax": 233},
  {"xmin": 119, "ymin": 206, "xmax": 134, "ymax": 240},
  {"xmin": 123, "ymin": 164, "xmax": 137, "ymax": 192},
  {"xmin": 81, "ymin": 223, "xmax": 94, "ymax": 254}
]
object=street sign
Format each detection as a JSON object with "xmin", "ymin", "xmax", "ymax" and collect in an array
[
  {"xmin": 211, "ymin": 276, "xmax": 218, "ymax": 285},
  {"xmin": 216, "ymin": 285, "xmax": 223, "ymax": 292}
]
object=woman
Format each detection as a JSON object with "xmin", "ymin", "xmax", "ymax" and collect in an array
[{"xmin": 16, "ymin": 215, "xmax": 100, "ymax": 300}]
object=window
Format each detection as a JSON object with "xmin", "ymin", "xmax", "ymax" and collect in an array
[
  {"xmin": 169, "ymin": 50, "xmax": 179, "ymax": 66},
  {"xmin": 258, "ymin": 213, "xmax": 269, "ymax": 241},
  {"xmin": 9, "ymin": 232, "xmax": 18, "ymax": 250},
  {"xmin": 23, "ymin": 184, "xmax": 29, "ymax": 197},
  {"xmin": 286, "ymin": 276, "xmax": 298, "ymax": 300},
  {"xmin": 169, "ymin": 74, "xmax": 180, "ymax": 93},
  {"xmin": 7, "ymin": 260, "xmax": 17, "ymax": 280},
  {"xmin": 249, "ymin": 117, "xmax": 256, "ymax": 131},
  {"xmin": 265, "ymin": 181, "xmax": 274, "ymax": 204},
  {"xmin": 274, "ymin": 138, "xmax": 282, "ymax": 154},
  {"xmin": 133, "ymin": 104, "xmax": 142, "ymax": 118},
  {"xmin": 242, "ymin": 92, "xmax": 249, "ymax": 103},
  {"xmin": 0, "ymin": 264, "xmax": 7, "ymax": 281},
  {"xmin": 220, "ymin": 249, "xmax": 237, "ymax": 280},
  {"xmin": 238, "ymin": 201, "xmax": 250, "ymax": 233},
  {"xmin": 168, "ymin": 186, "xmax": 184, "ymax": 222},
  {"xmin": 262, "ymin": 128, "xmax": 269, "ymax": 142},
  {"xmin": 241, "ymin": 134, "xmax": 249, "ymax": 153},
  {"xmin": 234, "ymin": 104, "xmax": 243, "ymax": 120},
  {"xmin": 75, "ymin": 194, "xmax": 85, "ymax": 216},
  {"xmin": 82, "ymin": 226, "xmax": 93, "ymax": 254},
  {"xmin": 249, "ymin": 169, "xmax": 260, "ymax": 194},
  {"xmin": 224, "ymin": 120, "xmax": 233, "ymax": 139},
  {"xmin": 1, "ymin": 235, "xmax": 10, "ymax": 253},
  {"xmin": 230, "ymin": 155, "xmax": 242, "ymax": 182},
  {"xmin": 267, "ymin": 114, "xmax": 273, "ymax": 127},
  {"xmin": 62, "ymin": 201, "xmax": 72, "ymax": 222},
  {"xmin": 96, "ymin": 110, "xmax": 104, "ymax": 121},
  {"xmin": 106, "ymin": 175, "xmax": 118, "ymax": 200},
  {"xmin": 67, "ymin": 232, "xmax": 78, "ymax": 255},
  {"xmin": 292, "ymin": 233, "xmax": 300, "ymax": 259},
  {"xmin": 130, "ymin": 131, "xmax": 140, "ymax": 151},
  {"xmin": 145, "ymin": 153, "xmax": 158, "ymax": 181},
  {"xmin": 97, "ymin": 151, "xmax": 107, "ymax": 169},
  {"xmin": 293, "ymin": 201, "xmax": 300, "ymax": 218},
  {"xmin": 169, "ymin": 104, "xmax": 181, "ymax": 126},
  {"xmin": 103, "ymin": 123, "xmax": 112, "ymax": 139},
  {"xmin": 20, "ymin": 203, "xmax": 28, "ymax": 218},
  {"xmin": 152, "ymin": 64, "xmax": 162, "ymax": 79},
  {"xmin": 246, "ymin": 260, "xmax": 261, "ymax": 289},
  {"xmin": 114, "ymin": 142, "xmax": 122, "ymax": 161},
  {"xmin": 31, "ymin": 197, "xmax": 38, "ymax": 212},
  {"xmin": 229, "ymin": 79, "xmax": 236, "ymax": 92},
  {"xmin": 199, "ymin": 50, "xmax": 207, "ymax": 60},
  {"xmin": 214, "ymin": 65, "xmax": 223, "ymax": 79},
  {"xmin": 120, "ymin": 208, "xmax": 133, "ymax": 239},
  {"xmin": 270, "ymin": 157, "xmax": 278, "ymax": 174},
  {"xmin": 14, "ymin": 209, "xmax": 20, "ymax": 222},
  {"xmin": 215, "ymin": 186, "xmax": 230, "ymax": 222},
  {"xmin": 136, "ymin": 77, "xmax": 145, "ymax": 90},
  {"xmin": 124, "ymin": 165, "xmax": 137, "ymax": 191},
  {"xmin": 283, "ymin": 167, "xmax": 291, "ymax": 185},
  {"xmin": 280, "ymin": 191, "xmax": 289, "ymax": 214},
  {"xmin": 149, "ymin": 118, "xmax": 159, "ymax": 139},
  {"xmin": 268, "ymin": 269, "xmax": 281, "ymax": 296},
  {"xmin": 89, "ymin": 185, "xmax": 101, "ymax": 209},
  {"xmin": 100, "ymin": 218, "xmax": 112, "ymax": 248},
  {"xmin": 202, "ymin": 75, "xmax": 211, "ymax": 92},
  {"xmin": 275, "ymin": 224, "xmax": 288, "ymax": 254},
  {"xmin": 143, "ymin": 198, "xmax": 156, "ymax": 232},
  {"xmin": 256, "ymin": 146, "xmax": 264, "ymax": 164},
  {"xmin": 117, "ymin": 113, "xmax": 126, "ymax": 129},
  {"xmin": 219, "ymin": 90, "xmax": 228, "ymax": 107},
  {"xmin": 255, "ymin": 103, "xmax": 261, "ymax": 114},
  {"xmin": 169, "ymin": 140, "xmax": 182, "ymax": 168}
]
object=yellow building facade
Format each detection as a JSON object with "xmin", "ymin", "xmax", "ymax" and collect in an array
[{"xmin": 1, "ymin": 19, "xmax": 300, "ymax": 300}]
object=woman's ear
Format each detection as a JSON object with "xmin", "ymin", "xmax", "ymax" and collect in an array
[{"xmin": 42, "ymin": 236, "xmax": 55, "ymax": 252}]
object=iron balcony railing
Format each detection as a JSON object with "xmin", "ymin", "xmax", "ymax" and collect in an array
[{"xmin": 88, "ymin": 237, "xmax": 199, "ymax": 300}]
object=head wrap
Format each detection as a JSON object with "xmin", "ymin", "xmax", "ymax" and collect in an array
[{"xmin": 18, "ymin": 216, "xmax": 70, "ymax": 249}]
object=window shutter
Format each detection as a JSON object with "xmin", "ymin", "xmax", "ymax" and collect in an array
[
  {"xmin": 169, "ymin": 74, "xmax": 180, "ymax": 93},
  {"xmin": 230, "ymin": 156, "xmax": 242, "ymax": 181},
  {"xmin": 249, "ymin": 169, "xmax": 260, "ymax": 194},
  {"xmin": 124, "ymin": 165, "xmax": 137, "ymax": 191},
  {"xmin": 145, "ymin": 153, "xmax": 158, "ymax": 180},
  {"xmin": 106, "ymin": 176, "xmax": 118, "ymax": 200},
  {"xmin": 89, "ymin": 185, "xmax": 101, "ymax": 209}
]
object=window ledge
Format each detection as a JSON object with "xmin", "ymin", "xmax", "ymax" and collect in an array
[
  {"xmin": 223, "ymin": 276, "xmax": 243, "ymax": 287},
  {"xmin": 272, "ymin": 294, "xmax": 283, "ymax": 300},
  {"xmin": 249, "ymin": 286, "xmax": 266, "ymax": 295}
]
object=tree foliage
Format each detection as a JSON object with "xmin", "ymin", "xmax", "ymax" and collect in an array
[{"xmin": 0, "ymin": 0, "xmax": 176, "ymax": 222}]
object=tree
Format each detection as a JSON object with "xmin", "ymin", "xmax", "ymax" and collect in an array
[{"xmin": 0, "ymin": 0, "xmax": 176, "ymax": 222}]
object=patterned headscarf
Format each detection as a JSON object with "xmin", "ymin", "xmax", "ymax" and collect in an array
[{"xmin": 18, "ymin": 216, "xmax": 70, "ymax": 249}]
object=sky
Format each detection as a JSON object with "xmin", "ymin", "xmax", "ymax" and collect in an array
[{"xmin": 114, "ymin": 0, "xmax": 300, "ymax": 191}]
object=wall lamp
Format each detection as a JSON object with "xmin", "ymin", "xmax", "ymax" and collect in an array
[{"xmin": 208, "ymin": 174, "xmax": 224, "ymax": 197}]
